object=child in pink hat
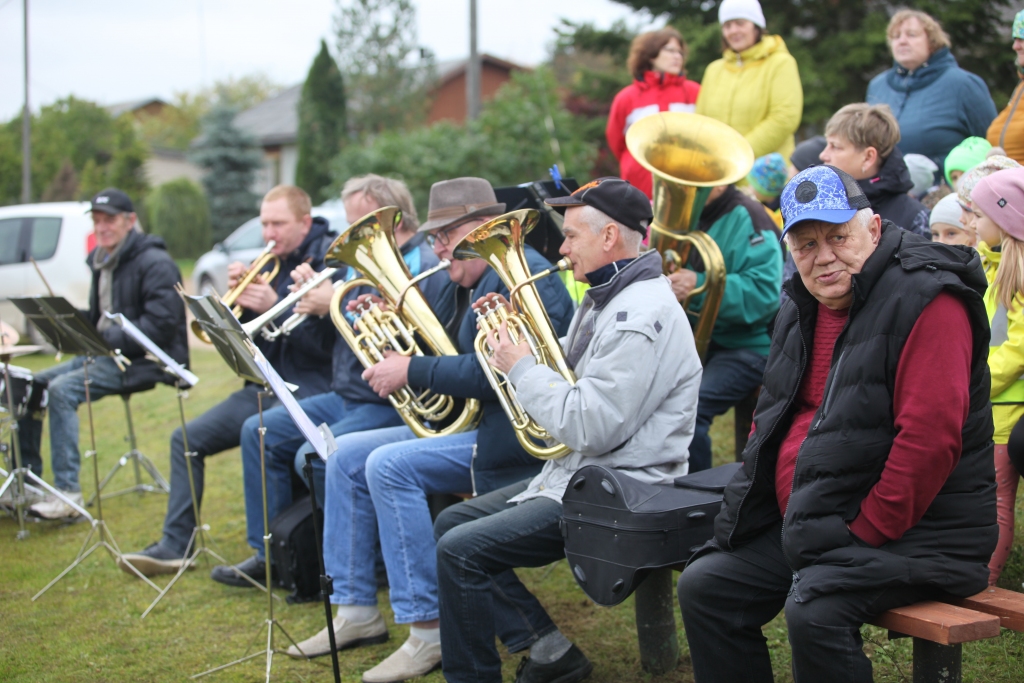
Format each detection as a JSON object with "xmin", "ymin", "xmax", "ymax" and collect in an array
[{"xmin": 971, "ymin": 166, "xmax": 1024, "ymax": 584}]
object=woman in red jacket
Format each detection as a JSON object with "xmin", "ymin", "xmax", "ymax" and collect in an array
[{"xmin": 606, "ymin": 27, "xmax": 700, "ymax": 198}]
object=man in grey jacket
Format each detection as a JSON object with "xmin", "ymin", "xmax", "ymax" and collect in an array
[{"xmin": 433, "ymin": 177, "xmax": 702, "ymax": 683}]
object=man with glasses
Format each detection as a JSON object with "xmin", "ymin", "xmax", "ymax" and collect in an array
[{"xmin": 287, "ymin": 177, "xmax": 574, "ymax": 683}]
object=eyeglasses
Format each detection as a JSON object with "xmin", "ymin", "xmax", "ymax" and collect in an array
[{"xmin": 426, "ymin": 218, "xmax": 474, "ymax": 247}]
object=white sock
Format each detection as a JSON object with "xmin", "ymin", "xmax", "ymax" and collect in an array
[
  {"xmin": 409, "ymin": 625, "xmax": 441, "ymax": 645},
  {"xmin": 530, "ymin": 630, "xmax": 572, "ymax": 663},
  {"xmin": 334, "ymin": 604, "xmax": 379, "ymax": 623}
]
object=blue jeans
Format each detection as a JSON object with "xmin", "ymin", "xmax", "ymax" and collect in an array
[
  {"xmin": 434, "ymin": 480, "xmax": 566, "ymax": 683},
  {"xmin": 240, "ymin": 392, "xmax": 402, "ymax": 557},
  {"xmin": 20, "ymin": 356, "xmax": 126, "ymax": 492},
  {"xmin": 689, "ymin": 347, "xmax": 767, "ymax": 472},
  {"xmin": 323, "ymin": 425, "xmax": 477, "ymax": 623}
]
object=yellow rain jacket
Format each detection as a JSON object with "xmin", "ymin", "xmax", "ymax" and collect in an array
[
  {"xmin": 980, "ymin": 240, "xmax": 1024, "ymax": 443},
  {"xmin": 696, "ymin": 35, "xmax": 803, "ymax": 161}
]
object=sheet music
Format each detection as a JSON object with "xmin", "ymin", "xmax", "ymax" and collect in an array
[
  {"xmin": 105, "ymin": 313, "xmax": 199, "ymax": 388},
  {"xmin": 252, "ymin": 348, "xmax": 337, "ymax": 461}
]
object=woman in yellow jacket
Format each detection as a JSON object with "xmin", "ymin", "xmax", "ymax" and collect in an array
[
  {"xmin": 973, "ymin": 168, "xmax": 1024, "ymax": 584},
  {"xmin": 696, "ymin": 0, "xmax": 803, "ymax": 160}
]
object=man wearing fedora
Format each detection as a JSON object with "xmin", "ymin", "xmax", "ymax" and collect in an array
[{"xmin": 287, "ymin": 177, "xmax": 574, "ymax": 683}]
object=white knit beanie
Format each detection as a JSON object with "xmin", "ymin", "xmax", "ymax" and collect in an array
[
  {"xmin": 718, "ymin": 0, "xmax": 767, "ymax": 29},
  {"xmin": 929, "ymin": 193, "xmax": 964, "ymax": 230}
]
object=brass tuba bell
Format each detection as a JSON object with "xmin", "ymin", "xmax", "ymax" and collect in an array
[
  {"xmin": 626, "ymin": 112, "xmax": 754, "ymax": 361},
  {"xmin": 454, "ymin": 209, "xmax": 575, "ymax": 461},
  {"xmin": 326, "ymin": 206, "xmax": 480, "ymax": 438}
]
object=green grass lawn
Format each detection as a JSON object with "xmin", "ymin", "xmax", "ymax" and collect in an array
[{"xmin": 1, "ymin": 348, "xmax": 1022, "ymax": 682}]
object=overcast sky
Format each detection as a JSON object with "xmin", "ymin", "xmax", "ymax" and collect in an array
[{"xmin": 0, "ymin": 0, "xmax": 656, "ymax": 121}]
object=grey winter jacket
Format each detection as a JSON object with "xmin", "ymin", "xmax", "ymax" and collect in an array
[{"xmin": 506, "ymin": 250, "xmax": 703, "ymax": 503}]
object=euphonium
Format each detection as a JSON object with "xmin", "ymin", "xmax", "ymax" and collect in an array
[
  {"xmin": 453, "ymin": 209, "xmax": 574, "ymax": 461},
  {"xmin": 192, "ymin": 241, "xmax": 281, "ymax": 343},
  {"xmin": 626, "ymin": 112, "xmax": 754, "ymax": 361},
  {"xmin": 327, "ymin": 206, "xmax": 480, "ymax": 438}
]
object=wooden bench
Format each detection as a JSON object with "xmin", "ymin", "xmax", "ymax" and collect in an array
[{"xmin": 867, "ymin": 587, "xmax": 1024, "ymax": 683}]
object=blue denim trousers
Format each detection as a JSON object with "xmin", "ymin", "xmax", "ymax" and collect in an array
[
  {"xmin": 323, "ymin": 425, "xmax": 477, "ymax": 623},
  {"xmin": 433, "ymin": 480, "xmax": 566, "ymax": 683},
  {"xmin": 239, "ymin": 392, "xmax": 402, "ymax": 557},
  {"xmin": 20, "ymin": 356, "xmax": 127, "ymax": 492},
  {"xmin": 688, "ymin": 346, "xmax": 768, "ymax": 472}
]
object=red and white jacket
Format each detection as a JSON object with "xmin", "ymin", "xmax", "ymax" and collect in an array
[{"xmin": 606, "ymin": 71, "xmax": 700, "ymax": 198}]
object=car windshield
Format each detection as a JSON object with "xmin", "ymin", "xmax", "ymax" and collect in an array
[{"xmin": 223, "ymin": 218, "xmax": 263, "ymax": 251}]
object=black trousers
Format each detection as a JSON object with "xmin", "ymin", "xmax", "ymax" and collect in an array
[
  {"xmin": 160, "ymin": 384, "xmax": 277, "ymax": 554},
  {"xmin": 677, "ymin": 523, "xmax": 933, "ymax": 683}
]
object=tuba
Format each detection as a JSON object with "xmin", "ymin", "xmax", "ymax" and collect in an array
[
  {"xmin": 192, "ymin": 241, "xmax": 281, "ymax": 344},
  {"xmin": 454, "ymin": 209, "xmax": 574, "ymax": 461},
  {"xmin": 327, "ymin": 206, "xmax": 480, "ymax": 438},
  {"xmin": 626, "ymin": 112, "xmax": 754, "ymax": 361}
]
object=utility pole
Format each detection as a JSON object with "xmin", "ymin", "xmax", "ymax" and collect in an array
[
  {"xmin": 466, "ymin": 0, "xmax": 481, "ymax": 121},
  {"xmin": 21, "ymin": 0, "xmax": 31, "ymax": 204}
]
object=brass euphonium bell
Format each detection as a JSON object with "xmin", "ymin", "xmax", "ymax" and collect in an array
[
  {"xmin": 326, "ymin": 206, "xmax": 480, "ymax": 438},
  {"xmin": 626, "ymin": 112, "xmax": 755, "ymax": 361},
  {"xmin": 454, "ymin": 209, "xmax": 575, "ymax": 461}
]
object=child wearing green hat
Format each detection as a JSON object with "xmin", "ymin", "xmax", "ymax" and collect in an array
[
  {"xmin": 945, "ymin": 136, "xmax": 992, "ymax": 188},
  {"xmin": 744, "ymin": 152, "xmax": 788, "ymax": 228}
]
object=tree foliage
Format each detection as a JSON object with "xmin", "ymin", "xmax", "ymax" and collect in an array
[
  {"xmin": 329, "ymin": 69, "xmax": 597, "ymax": 211},
  {"xmin": 333, "ymin": 0, "xmax": 436, "ymax": 135},
  {"xmin": 611, "ymin": 0, "xmax": 1017, "ymax": 126},
  {"xmin": 296, "ymin": 40, "xmax": 348, "ymax": 203},
  {"xmin": 0, "ymin": 97, "xmax": 149, "ymax": 207},
  {"xmin": 145, "ymin": 178, "xmax": 212, "ymax": 259},
  {"xmin": 191, "ymin": 105, "xmax": 262, "ymax": 241}
]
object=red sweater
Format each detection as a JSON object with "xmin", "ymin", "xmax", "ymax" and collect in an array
[
  {"xmin": 774, "ymin": 293, "xmax": 972, "ymax": 547},
  {"xmin": 606, "ymin": 71, "xmax": 701, "ymax": 198}
]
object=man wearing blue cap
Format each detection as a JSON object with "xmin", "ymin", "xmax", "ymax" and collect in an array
[{"xmin": 677, "ymin": 165, "xmax": 997, "ymax": 682}]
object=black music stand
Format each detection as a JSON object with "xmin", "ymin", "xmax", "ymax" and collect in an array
[
  {"xmin": 8, "ymin": 297, "xmax": 162, "ymax": 600},
  {"xmin": 184, "ymin": 294, "xmax": 327, "ymax": 682}
]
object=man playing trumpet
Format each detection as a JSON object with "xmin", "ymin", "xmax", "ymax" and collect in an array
[
  {"xmin": 433, "ymin": 177, "xmax": 702, "ymax": 683},
  {"xmin": 287, "ymin": 178, "xmax": 574, "ymax": 683},
  {"xmin": 120, "ymin": 185, "xmax": 336, "ymax": 577}
]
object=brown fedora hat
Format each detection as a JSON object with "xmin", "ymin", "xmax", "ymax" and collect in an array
[{"xmin": 418, "ymin": 177, "xmax": 506, "ymax": 233}]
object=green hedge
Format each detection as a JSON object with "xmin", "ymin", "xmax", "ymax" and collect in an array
[{"xmin": 145, "ymin": 178, "xmax": 212, "ymax": 259}]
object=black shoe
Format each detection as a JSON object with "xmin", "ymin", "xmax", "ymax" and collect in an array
[
  {"xmin": 515, "ymin": 645, "xmax": 593, "ymax": 683},
  {"xmin": 211, "ymin": 555, "xmax": 266, "ymax": 588}
]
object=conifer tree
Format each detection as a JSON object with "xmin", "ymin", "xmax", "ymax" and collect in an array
[
  {"xmin": 191, "ymin": 105, "xmax": 262, "ymax": 241},
  {"xmin": 296, "ymin": 40, "xmax": 348, "ymax": 202}
]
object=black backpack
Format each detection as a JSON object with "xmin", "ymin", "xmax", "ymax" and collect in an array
[{"xmin": 268, "ymin": 495, "xmax": 322, "ymax": 604}]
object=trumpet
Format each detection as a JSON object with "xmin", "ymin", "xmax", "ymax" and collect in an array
[
  {"xmin": 192, "ymin": 241, "xmax": 281, "ymax": 344},
  {"xmin": 327, "ymin": 206, "xmax": 480, "ymax": 438},
  {"xmin": 455, "ymin": 209, "xmax": 575, "ymax": 460},
  {"xmin": 242, "ymin": 267, "xmax": 340, "ymax": 341}
]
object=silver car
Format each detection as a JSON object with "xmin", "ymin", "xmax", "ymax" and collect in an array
[{"xmin": 192, "ymin": 202, "xmax": 347, "ymax": 297}]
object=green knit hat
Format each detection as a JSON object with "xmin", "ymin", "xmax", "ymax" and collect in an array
[{"xmin": 945, "ymin": 137, "xmax": 992, "ymax": 188}]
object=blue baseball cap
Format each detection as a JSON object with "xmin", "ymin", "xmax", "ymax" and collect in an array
[{"xmin": 779, "ymin": 165, "xmax": 871, "ymax": 239}]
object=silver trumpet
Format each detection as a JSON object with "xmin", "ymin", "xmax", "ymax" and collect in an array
[{"xmin": 242, "ymin": 267, "xmax": 339, "ymax": 341}]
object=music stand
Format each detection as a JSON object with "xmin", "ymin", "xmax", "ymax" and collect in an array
[
  {"xmin": 185, "ymin": 294, "xmax": 331, "ymax": 681},
  {"xmin": 7, "ymin": 297, "xmax": 162, "ymax": 599}
]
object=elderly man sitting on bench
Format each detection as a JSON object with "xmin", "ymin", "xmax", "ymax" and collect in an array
[{"xmin": 678, "ymin": 165, "xmax": 998, "ymax": 683}]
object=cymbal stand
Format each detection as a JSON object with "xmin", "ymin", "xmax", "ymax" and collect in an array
[
  {"xmin": 193, "ymin": 391, "xmax": 306, "ymax": 681},
  {"xmin": 0, "ymin": 355, "xmax": 41, "ymax": 540},
  {"xmin": 142, "ymin": 382, "xmax": 267, "ymax": 619},
  {"xmin": 33, "ymin": 356, "xmax": 161, "ymax": 600}
]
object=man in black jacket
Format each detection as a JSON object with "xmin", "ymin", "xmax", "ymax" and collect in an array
[
  {"xmin": 119, "ymin": 185, "xmax": 336, "ymax": 575},
  {"xmin": 24, "ymin": 188, "xmax": 189, "ymax": 519},
  {"xmin": 677, "ymin": 166, "xmax": 997, "ymax": 683}
]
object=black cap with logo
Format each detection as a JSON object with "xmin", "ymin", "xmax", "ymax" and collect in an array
[
  {"xmin": 88, "ymin": 188, "xmax": 134, "ymax": 216},
  {"xmin": 544, "ymin": 177, "xmax": 653, "ymax": 235}
]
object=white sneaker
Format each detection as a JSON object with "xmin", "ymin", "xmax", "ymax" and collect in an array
[
  {"xmin": 0, "ymin": 483, "xmax": 44, "ymax": 510},
  {"xmin": 361, "ymin": 636, "xmax": 442, "ymax": 683},
  {"xmin": 286, "ymin": 611, "xmax": 389, "ymax": 658},
  {"xmin": 28, "ymin": 491, "xmax": 84, "ymax": 520}
]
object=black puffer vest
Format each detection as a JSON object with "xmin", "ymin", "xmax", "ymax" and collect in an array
[{"xmin": 713, "ymin": 222, "xmax": 997, "ymax": 601}]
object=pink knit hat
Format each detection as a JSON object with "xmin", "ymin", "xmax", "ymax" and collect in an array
[{"xmin": 972, "ymin": 168, "xmax": 1024, "ymax": 241}]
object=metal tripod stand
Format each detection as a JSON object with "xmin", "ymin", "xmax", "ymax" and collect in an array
[
  {"xmin": 140, "ymin": 383, "xmax": 267, "ymax": 619},
  {"xmin": 32, "ymin": 356, "xmax": 162, "ymax": 600},
  {"xmin": 88, "ymin": 392, "xmax": 170, "ymax": 504},
  {"xmin": 192, "ymin": 392, "xmax": 306, "ymax": 681}
]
